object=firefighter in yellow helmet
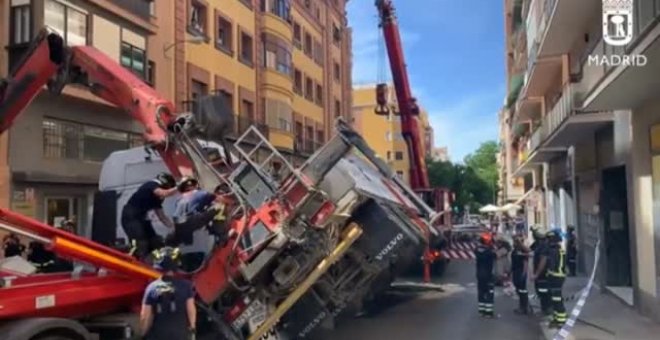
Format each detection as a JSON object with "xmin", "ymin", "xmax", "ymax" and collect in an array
[{"xmin": 545, "ymin": 228, "xmax": 567, "ymax": 328}]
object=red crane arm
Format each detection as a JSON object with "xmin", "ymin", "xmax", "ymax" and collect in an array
[
  {"xmin": 376, "ymin": 0, "xmax": 430, "ymax": 190},
  {"xmin": 0, "ymin": 27, "xmax": 193, "ymax": 177}
]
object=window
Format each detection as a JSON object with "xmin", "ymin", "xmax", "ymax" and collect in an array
[
  {"xmin": 42, "ymin": 118, "xmax": 137, "ymax": 162},
  {"xmin": 149, "ymin": 1, "xmax": 156, "ymax": 16},
  {"xmin": 216, "ymin": 15, "xmax": 233, "ymax": 54},
  {"xmin": 263, "ymin": 32, "xmax": 292, "ymax": 75},
  {"xmin": 295, "ymin": 121, "xmax": 303, "ymax": 145},
  {"xmin": 239, "ymin": 30, "xmax": 254, "ymax": 66},
  {"xmin": 45, "ymin": 0, "xmax": 87, "ymax": 46},
  {"xmin": 215, "ymin": 89, "xmax": 233, "ymax": 111},
  {"xmin": 303, "ymin": 32, "xmax": 312, "ymax": 56},
  {"xmin": 241, "ymin": 99, "xmax": 255, "ymax": 121},
  {"xmin": 332, "ymin": 23, "xmax": 341, "ymax": 44},
  {"xmin": 293, "ymin": 22, "xmax": 302, "ymax": 49},
  {"xmin": 386, "ymin": 151, "xmax": 392, "ymax": 160},
  {"xmin": 334, "ymin": 99, "xmax": 341, "ymax": 117},
  {"xmin": 147, "ymin": 60, "xmax": 156, "ymax": 86},
  {"xmin": 189, "ymin": 0, "xmax": 207, "ymax": 35},
  {"xmin": 265, "ymin": 98, "xmax": 292, "ymax": 132},
  {"xmin": 262, "ymin": 0, "xmax": 291, "ymax": 22},
  {"xmin": 395, "ymin": 151, "xmax": 404, "ymax": 160},
  {"xmin": 293, "ymin": 68, "xmax": 303, "ymax": 95},
  {"xmin": 121, "ymin": 42, "xmax": 146, "ymax": 78},
  {"xmin": 313, "ymin": 40, "xmax": 323, "ymax": 65},
  {"xmin": 305, "ymin": 77, "xmax": 313, "ymax": 101},
  {"xmin": 315, "ymin": 84, "xmax": 323, "ymax": 105},
  {"xmin": 396, "ymin": 170, "xmax": 404, "ymax": 179},
  {"xmin": 316, "ymin": 130, "xmax": 324, "ymax": 144},
  {"xmin": 334, "ymin": 61, "xmax": 340, "ymax": 82},
  {"xmin": 190, "ymin": 80, "xmax": 208, "ymax": 113},
  {"xmin": 240, "ymin": 0, "xmax": 253, "ymax": 9},
  {"xmin": 10, "ymin": 5, "xmax": 30, "ymax": 45}
]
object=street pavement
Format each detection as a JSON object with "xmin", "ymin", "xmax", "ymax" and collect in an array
[{"xmin": 315, "ymin": 260, "xmax": 543, "ymax": 340}]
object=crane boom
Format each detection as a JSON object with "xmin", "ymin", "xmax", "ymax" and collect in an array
[{"xmin": 376, "ymin": 0, "xmax": 430, "ymax": 190}]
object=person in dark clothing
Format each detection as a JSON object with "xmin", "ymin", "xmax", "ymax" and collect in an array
[
  {"xmin": 545, "ymin": 229, "xmax": 567, "ymax": 328},
  {"xmin": 27, "ymin": 241, "xmax": 57, "ymax": 272},
  {"xmin": 511, "ymin": 235, "xmax": 531, "ymax": 314},
  {"xmin": 140, "ymin": 247, "xmax": 196, "ymax": 340},
  {"xmin": 475, "ymin": 232, "xmax": 497, "ymax": 318},
  {"xmin": 566, "ymin": 225, "xmax": 577, "ymax": 276},
  {"xmin": 2, "ymin": 233, "xmax": 25, "ymax": 258},
  {"xmin": 121, "ymin": 172, "xmax": 178, "ymax": 259},
  {"xmin": 531, "ymin": 226, "xmax": 552, "ymax": 316}
]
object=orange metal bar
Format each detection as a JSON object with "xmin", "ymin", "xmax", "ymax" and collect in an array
[{"xmin": 52, "ymin": 237, "xmax": 161, "ymax": 280}]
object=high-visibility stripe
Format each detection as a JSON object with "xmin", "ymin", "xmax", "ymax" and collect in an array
[
  {"xmin": 552, "ymin": 297, "xmax": 562, "ymax": 301},
  {"xmin": 538, "ymin": 288, "xmax": 548, "ymax": 292}
]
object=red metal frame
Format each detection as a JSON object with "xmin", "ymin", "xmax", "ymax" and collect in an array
[{"xmin": 376, "ymin": 0, "xmax": 429, "ymax": 190}]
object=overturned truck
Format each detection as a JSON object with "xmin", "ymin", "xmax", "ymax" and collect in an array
[{"xmin": 96, "ymin": 118, "xmax": 437, "ymax": 339}]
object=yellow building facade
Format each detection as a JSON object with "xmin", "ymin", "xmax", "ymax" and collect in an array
[
  {"xmin": 352, "ymin": 84, "xmax": 434, "ymax": 184},
  {"xmin": 173, "ymin": 0, "xmax": 353, "ymax": 164}
]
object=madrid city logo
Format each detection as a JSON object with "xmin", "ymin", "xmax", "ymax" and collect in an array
[
  {"xmin": 589, "ymin": 0, "xmax": 646, "ymax": 67},
  {"xmin": 603, "ymin": 0, "xmax": 633, "ymax": 46}
]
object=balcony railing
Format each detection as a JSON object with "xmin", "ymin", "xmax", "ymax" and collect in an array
[
  {"xmin": 111, "ymin": 0, "xmax": 151, "ymax": 20},
  {"xmin": 527, "ymin": 82, "xmax": 575, "ymax": 153}
]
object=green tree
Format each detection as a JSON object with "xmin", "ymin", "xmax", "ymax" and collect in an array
[{"xmin": 426, "ymin": 140, "xmax": 499, "ymax": 215}]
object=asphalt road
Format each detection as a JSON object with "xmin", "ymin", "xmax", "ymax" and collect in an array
[{"xmin": 315, "ymin": 260, "xmax": 543, "ymax": 340}]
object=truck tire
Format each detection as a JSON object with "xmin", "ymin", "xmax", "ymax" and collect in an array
[{"xmin": 0, "ymin": 318, "xmax": 92, "ymax": 340}]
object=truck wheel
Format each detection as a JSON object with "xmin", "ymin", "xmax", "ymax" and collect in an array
[{"xmin": 0, "ymin": 318, "xmax": 90, "ymax": 340}]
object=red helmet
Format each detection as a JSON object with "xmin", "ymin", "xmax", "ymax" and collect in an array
[{"xmin": 480, "ymin": 233, "xmax": 493, "ymax": 245}]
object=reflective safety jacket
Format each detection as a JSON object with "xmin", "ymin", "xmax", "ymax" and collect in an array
[{"xmin": 546, "ymin": 245, "xmax": 566, "ymax": 278}]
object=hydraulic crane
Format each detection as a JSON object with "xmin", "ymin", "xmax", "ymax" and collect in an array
[
  {"xmin": 0, "ymin": 27, "xmax": 437, "ymax": 340},
  {"xmin": 375, "ymin": 0, "xmax": 453, "ymax": 281}
]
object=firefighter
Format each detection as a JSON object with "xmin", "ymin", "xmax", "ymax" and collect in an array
[
  {"xmin": 169, "ymin": 178, "xmax": 234, "ymax": 246},
  {"xmin": 511, "ymin": 234, "xmax": 531, "ymax": 314},
  {"xmin": 546, "ymin": 228, "xmax": 567, "ymax": 328},
  {"xmin": 530, "ymin": 226, "xmax": 552, "ymax": 315},
  {"xmin": 475, "ymin": 232, "xmax": 497, "ymax": 318},
  {"xmin": 121, "ymin": 172, "xmax": 178, "ymax": 259},
  {"xmin": 140, "ymin": 247, "xmax": 197, "ymax": 340}
]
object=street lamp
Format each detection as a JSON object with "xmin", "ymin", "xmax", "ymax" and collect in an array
[{"xmin": 163, "ymin": 34, "xmax": 206, "ymax": 54}]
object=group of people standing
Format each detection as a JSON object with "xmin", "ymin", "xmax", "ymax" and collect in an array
[{"xmin": 475, "ymin": 225, "xmax": 577, "ymax": 329}]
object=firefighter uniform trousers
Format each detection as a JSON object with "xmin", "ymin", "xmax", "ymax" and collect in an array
[
  {"xmin": 478, "ymin": 277, "xmax": 495, "ymax": 316},
  {"xmin": 535, "ymin": 275, "xmax": 551, "ymax": 313},
  {"xmin": 548, "ymin": 248, "xmax": 567, "ymax": 325}
]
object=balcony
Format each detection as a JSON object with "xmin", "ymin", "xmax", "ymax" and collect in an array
[
  {"xmin": 111, "ymin": 0, "xmax": 152, "ymax": 20},
  {"xmin": 526, "ymin": 0, "xmax": 599, "ymax": 59},
  {"xmin": 582, "ymin": 17, "xmax": 660, "ymax": 111}
]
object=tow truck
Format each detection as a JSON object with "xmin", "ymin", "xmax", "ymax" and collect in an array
[
  {"xmin": 374, "ymin": 0, "xmax": 453, "ymax": 281},
  {"xmin": 0, "ymin": 26, "xmax": 439, "ymax": 340}
]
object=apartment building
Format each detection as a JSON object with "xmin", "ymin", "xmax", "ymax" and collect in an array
[
  {"xmin": 175, "ymin": 0, "xmax": 352, "ymax": 166},
  {"xmin": 501, "ymin": 0, "xmax": 660, "ymax": 321},
  {"xmin": 0, "ymin": 0, "xmax": 164, "ymax": 235},
  {"xmin": 352, "ymin": 83, "xmax": 434, "ymax": 183}
]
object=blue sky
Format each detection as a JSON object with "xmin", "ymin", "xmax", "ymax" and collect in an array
[{"xmin": 347, "ymin": 0, "xmax": 505, "ymax": 162}]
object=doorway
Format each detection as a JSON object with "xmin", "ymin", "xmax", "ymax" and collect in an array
[
  {"xmin": 600, "ymin": 166, "xmax": 632, "ymax": 291},
  {"xmin": 45, "ymin": 197, "xmax": 79, "ymax": 233}
]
